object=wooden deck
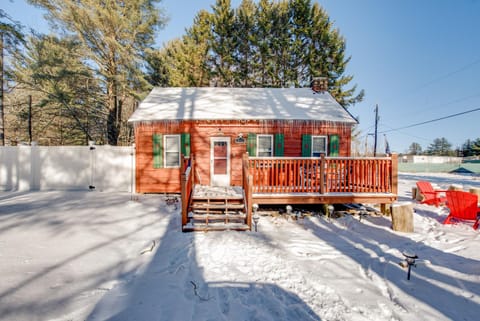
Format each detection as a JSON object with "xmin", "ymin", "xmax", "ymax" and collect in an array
[{"xmin": 181, "ymin": 154, "xmax": 398, "ymax": 231}]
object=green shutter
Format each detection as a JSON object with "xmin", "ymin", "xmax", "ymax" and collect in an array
[
  {"xmin": 247, "ymin": 133, "xmax": 257, "ymax": 156},
  {"xmin": 181, "ymin": 133, "xmax": 190, "ymax": 157},
  {"xmin": 302, "ymin": 134, "xmax": 311, "ymax": 157},
  {"xmin": 274, "ymin": 133, "xmax": 284, "ymax": 156},
  {"xmin": 329, "ymin": 134, "xmax": 340, "ymax": 156},
  {"xmin": 153, "ymin": 134, "xmax": 163, "ymax": 168}
]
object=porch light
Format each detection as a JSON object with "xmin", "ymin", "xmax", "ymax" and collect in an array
[
  {"xmin": 235, "ymin": 133, "xmax": 245, "ymax": 144},
  {"xmin": 295, "ymin": 211, "xmax": 301, "ymax": 220},
  {"xmin": 327, "ymin": 205, "xmax": 334, "ymax": 220},
  {"xmin": 359, "ymin": 206, "xmax": 368, "ymax": 222},
  {"xmin": 286, "ymin": 205, "xmax": 293, "ymax": 215},
  {"xmin": 252, "ymin": 204, "xmax": 260, "ymax": 232}
]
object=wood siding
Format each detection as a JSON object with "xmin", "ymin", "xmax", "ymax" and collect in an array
[{"xmin": 134, "ymin": 120, "xmax": 353, "ymax": 193}]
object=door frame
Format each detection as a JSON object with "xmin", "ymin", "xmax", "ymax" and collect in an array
[{"xmin": 210, "ymin": 136, "xmax": 231, "ymax": 186}]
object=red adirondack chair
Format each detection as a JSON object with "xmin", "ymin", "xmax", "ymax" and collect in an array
[
  {"xmin": 444, "ymin": 190, "xmax": 480, "ymax": 230},
  {"xmin": 416, "ymin": 181, "xmax": 447, "ymax": 207}
]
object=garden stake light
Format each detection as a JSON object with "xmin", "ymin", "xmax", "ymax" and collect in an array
[
  {"xmin": 252, "ymin": 204, "xmax": 260, "ymax": 232},
  {"xmin": 400, "ymin": 250, "xmax": 418, "ymax": 280}
]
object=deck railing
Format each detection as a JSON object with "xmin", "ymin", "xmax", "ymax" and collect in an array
[{"xmin": 246, "ymin": 154, "xmax": 398, "ymax": 195}]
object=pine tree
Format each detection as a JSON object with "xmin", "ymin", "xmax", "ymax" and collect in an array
[
  {"xmin": 0, "ymin": 9, "xmax": 24, "ymax": 145},
  {"xmin": 254, "ymin": 0, "xmax": 274, "ymax": 86},
  {"xmin": 210, "ymin": 0, "xmax": 237, "ymax": 86},
  {"xmin": 28, "ymin": 0, "xmax": 167, "ymax": 145},
  {"xmin": 289, "ymin": 0, "xmax": 312, "ymax": 87},
  {"xmin": 427, "ymin": 137, "xmax": 453, "ymax": 156},
  {"xmin": 462, "ymin": 138, "xmax": 480, "ymax": 157},
  {"xmin": 408, "ymin": 142, "xmax": 422, "ymax": 155},
  {"xmin": 10, "ymin": 34, "xmax": 104, "ymax": 145},
  {"xmin": 147, "ymin": 0, "xmax": 364, "ymax": 107},
  {"xmin": 233, "ymin": 0, "xmax": 257, "ymax": 86},
  {"xmin": 148, "ymin": 10, "xmax": 212, "ymax": 87},
  {"xmin": 269, "ymin": 1, "xmax": 290, "ymax": 87},
  {"xmin": 473, "ymin": 138, "xmax": 480, "ymax": 156}
]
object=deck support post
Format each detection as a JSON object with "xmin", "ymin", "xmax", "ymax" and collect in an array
[
  {"xmin": 380, "ymin": 203, "xmax": 388, "ymax": 215},
  {"xmin": 320, "ymin": 154, "xmax": 326, "ymax": 194}
]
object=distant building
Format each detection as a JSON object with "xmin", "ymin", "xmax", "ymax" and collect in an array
[{"xmin": 401, "ymin": 155, "xmax": 462, "ymax": 164}]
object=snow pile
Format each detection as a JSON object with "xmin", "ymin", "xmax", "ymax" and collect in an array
[{"xmin": 0, "ymin": 173, "xmax": 479, "ymax": 321}]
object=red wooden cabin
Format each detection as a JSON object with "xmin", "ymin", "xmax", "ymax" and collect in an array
[
  {"xmin": 130, "ymin": 86, "xmax": 357, "ymax": 193},
  {"xmin": 129, "ymin": 86, "xmax": 398, "ymax": 231}
]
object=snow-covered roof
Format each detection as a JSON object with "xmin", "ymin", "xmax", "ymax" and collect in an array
[{"xmin": 128, "ymin": 87, "xmax": 358, "ymax": 124}]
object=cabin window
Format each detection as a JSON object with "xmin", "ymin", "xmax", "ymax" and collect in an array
[
  {"xmin": 164, "ymin": 135, "xmax": 181, "ymax": 167},
  {"xmin": 312, "ymin": 136, "xmax": 327, "ymax": 157},
  {"xmin": 257, "ymin": 135, "xmax": 273, "ymax": 157}
]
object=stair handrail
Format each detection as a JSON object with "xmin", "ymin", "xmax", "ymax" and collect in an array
[
  {"xmin": 242, "ymin": 153, "xmax": 252, "ymax": 229},
  {"xmin": 181, "ymin": 154, "xmax": 195, "ymax": 229}
]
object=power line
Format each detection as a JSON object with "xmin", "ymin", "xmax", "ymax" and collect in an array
[
  {"xmin": 378, "ymin": 124, "xmax": 432, "ymax": 142},
  {"xmin": 380, "ymin": 107, "xmax": 480, "ymax": 134},
  {"xmin": 383, "ymin": 57, "xmax": 480, "ymax": 105},
  {"xmin": 412, "ymin": 57, "xmax": 480, "ymax": 93},
  {"xmin": 392, "ymin": 92, "xmax": 480, "ymax": 120}
]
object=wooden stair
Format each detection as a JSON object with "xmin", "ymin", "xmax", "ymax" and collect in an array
[{"xmin": 183, "ymin": 186, "xmax": 250, "ymax": 232}]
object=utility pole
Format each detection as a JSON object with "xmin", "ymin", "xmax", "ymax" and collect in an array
[{"xmin": 373, "ymin": 104, "xmax": 379, "ymax": 157}]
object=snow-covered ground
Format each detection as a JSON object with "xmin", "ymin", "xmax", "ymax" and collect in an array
[{"xmin": 0, "ymin": 173, "xmax": 479, "ymax": 321}]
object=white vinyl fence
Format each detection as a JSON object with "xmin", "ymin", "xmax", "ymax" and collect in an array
[{"xmin": 0, "ymin": 145, "xmax": 135, "ymax": 192}]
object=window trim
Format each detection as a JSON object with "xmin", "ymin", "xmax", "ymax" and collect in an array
[
  {"xmin": 164, "ymin": 134, "xmax": 181, "ymax": 168},
  {"xmin": 311, "ymin": 135, "xmax": 328, "ymax": 157},
  {"xmin": 257, "ymin": 134, "xmax": 274, "ymax": 157}
]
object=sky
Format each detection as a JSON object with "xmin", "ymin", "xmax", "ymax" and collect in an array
[{"xmin": 2, "ymin": 0, "xmax": 480, "ymax": 154}]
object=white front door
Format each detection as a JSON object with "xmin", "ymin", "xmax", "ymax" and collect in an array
[{"xmin": 210, "ymin": 137, "xmax": 230, "ymax": 186}]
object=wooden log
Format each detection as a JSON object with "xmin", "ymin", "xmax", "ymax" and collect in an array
[
  {"xmin": 411, "ymin": 187, "xmax": 418, "ymax": 200},
  {"xmin": 448, "ymin": 184, "xmax": 463, "ymax": 191},
  {"xmin": 390, "ymin": 202, "xmax": 414, "ymax": 233},
  {"xmin": 469, "ymin": 187, "xmax": 480, "ymax": 204},
  {"xmin": 415, "ymin": 187, "xmax": 424, "ymax": 201},
  {"xmin": 469, "ymin": 187, "xmax": 480, "ymax": 197}
]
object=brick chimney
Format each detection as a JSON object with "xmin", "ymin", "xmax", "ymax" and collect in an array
[{"xmin": 311, "ymin": 77, "xmax": 328, "ymax": 93}]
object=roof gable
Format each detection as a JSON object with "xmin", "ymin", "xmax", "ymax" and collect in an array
[{"xmin": 128, "ymin": 87, "xmax": 358, "ymax": 124}]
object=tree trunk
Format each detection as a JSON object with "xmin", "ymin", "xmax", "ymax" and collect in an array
[
  {"xmin": 107, "ymin": 93, "xmax": 119, "ymax": 145},
  {"xmin": 106, "ymin": 64, "xmax": 120, "ymax": 145},
  {"xmin": 391, "ymin": 202, "xmax": 414, "ymax": 233},
  {"xmin": 0, "ymin": 33, "xmax": 5, "ymax": 146}
]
